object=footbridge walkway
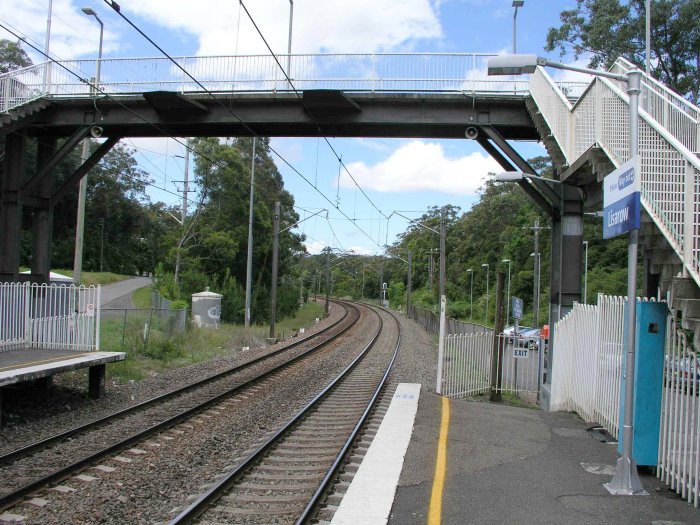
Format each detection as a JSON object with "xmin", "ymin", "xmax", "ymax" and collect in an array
[{"xmin": 1, "ymin": 51, "xmax": 699, "ymax": 375}]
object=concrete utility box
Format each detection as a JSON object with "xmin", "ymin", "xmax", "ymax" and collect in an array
[{"xmin": 191, "ymin": 288, "xmax": 222, "ymax": 328}]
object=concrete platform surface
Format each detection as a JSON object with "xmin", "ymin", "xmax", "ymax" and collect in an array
[
  {"xmin": 389, "ymin": 394, "xmax": 699, "ymax": 525},
  {"xmin": 0, "ymin": 349, "xmax": 125, "ymax": 386}
]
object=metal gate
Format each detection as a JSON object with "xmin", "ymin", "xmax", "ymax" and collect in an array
[{"xmin": 441, "ymin": 332, "xmax": 541, "ymax": 399}]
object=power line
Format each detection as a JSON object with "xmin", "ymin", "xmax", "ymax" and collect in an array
[
  {"xmin": 238, "ymin": 0, "xmax": 387, "ymax": 220},
  {"xmin": 98, "ymin": 0, "xmax": 383, "ymax": 250}
]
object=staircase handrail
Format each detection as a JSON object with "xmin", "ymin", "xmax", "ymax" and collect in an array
[{"xmin": 530, "ymin": 61, "xmax": 700, "ymax": 289}]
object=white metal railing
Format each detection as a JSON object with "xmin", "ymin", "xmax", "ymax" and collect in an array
[
  {"xmin": 0, "ymin": 282, "xmax": 101, "ymax": 352},
  {"xmin": 550, "ymin": 295, "xmax": 625, "ymax": 436},
  {"xmin": 530, "ymin": 62, "xmax": 700, "ymax": 289},
  {"xmin": 0, "ymin": 53, "xmax": 591, "ymax": 114},
  {"xmin": 442, "ymin": 332, "xmax": 540, "ymax": 398},
  {"xmin": 658, "ymin": 314, "xmax": 700, "ymax": 507}
]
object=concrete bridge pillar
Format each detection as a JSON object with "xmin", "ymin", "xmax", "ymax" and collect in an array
[{"xmin": 0, "ymin": 132, "xmax": 26, "ymax": 282}]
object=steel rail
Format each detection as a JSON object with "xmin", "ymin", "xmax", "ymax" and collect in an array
[
  {"xmin": 168, "ymin": 303, "xmax": 399, "ymax": 525},
  {"xmin": 296, "ymin": 304, "xmax": 401, "ymax": 524},
  {"xmin": 0, "ymin": 301, "xmax": 349, "ymax": 467},
  {"xmin": 0, "ymin": 302, "xmax": 359, "ymax": 512}
]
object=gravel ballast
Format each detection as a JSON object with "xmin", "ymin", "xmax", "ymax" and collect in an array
[{"xmin": 0, "ymin": 305, "xmax": 439, "ymax": 524}]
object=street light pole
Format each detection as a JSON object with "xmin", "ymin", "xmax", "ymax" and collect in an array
[
  {"xmin": 245, "ymin": 138, "xmax": 256, "ymax": 327},
  {"xmin": 482, "ymin": 263, "xmax": 489, "ymax": 324},
  {"xmin": 487, "ymin": 52, "xmax": 645, "ymax": 496},
  {"xmin": 73, "ymin": 7, "xmax": 104, "ymax": 286},
  {"xmin": 512, "ymin": 1, "xmax": 524, "ymax": 53},
  {"xmin": 502, "ymin": 259, "xmax": 511, "ymax": 326},
  {"xmin": 467, "ymin": 268, "xmax": 473, "ymax": 320},
  {"xmin": 287, "ymin": 0, "xmax": 294, "ymax": 80}
]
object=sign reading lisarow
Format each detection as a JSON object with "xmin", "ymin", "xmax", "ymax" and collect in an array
[{"xmin": 603, "ymin": 156, "xmax": 641, "ymax": 239}]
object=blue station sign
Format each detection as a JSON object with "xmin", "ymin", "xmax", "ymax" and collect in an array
[{"xmin": 603, "ymin": 156, "xmax": 641, "ymax": 239}]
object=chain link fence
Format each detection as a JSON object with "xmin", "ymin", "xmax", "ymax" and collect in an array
[
  {"xmin": 101, "ymin": 307, "xmax": 187, "ymax": 353},
  {"xmin": 408, "ymin": 305, "xmax": 492, "ymax": 335}
]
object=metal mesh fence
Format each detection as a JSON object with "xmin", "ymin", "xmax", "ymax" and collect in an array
[
  {"xmin": 101, "ymin": 307, "xmax": 187, "ymax": 353},
  {"xmin": 407, "ymin": 305, "xmax": 492, "ymax": 335}
]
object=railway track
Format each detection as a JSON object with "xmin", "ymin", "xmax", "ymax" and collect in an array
[
  {"xmin": 170, "ymin": 303, "xmax": 401, "ymax": 524},
  {"xmin": 0, "ymin": 301, "xmax": 360, "ymax": 513}
]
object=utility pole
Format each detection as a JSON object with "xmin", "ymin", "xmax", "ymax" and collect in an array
[
  {"xmin": 245, "ymin": 138, "xmax": 256, "ymax": 327},
  {"xmin": 269, "ymin": 201, "xmax": 280, "ymax": 339},
  {"xmin": 380, "ymin": 260, "xmax": 385, "ymax": 305},
  {"xmin": 407, "ymin": 250, "xmax": 412, "ymax": 316},
  {"xmin": 439, "ymin": 206, "xmax": 446, "ymax": 300},
  {"xmin": 490, "ymin": 272, "xmax": 506, "ymax": 401},
  {"xmin": 99, "ymin": 218, "xmax": 105, "ymax": 272},
  {"xmin": 325, "ymin": 247, "xmax": 330, "ymax": 315}
]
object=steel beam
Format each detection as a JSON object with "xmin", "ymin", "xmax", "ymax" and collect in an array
[
  {"xmin": 50, "ymin": 137, "xmax": 121, "ymax": 206},
  {"xmin": 21, "ymin": 126, "xmax": 91, "ymax": 200},
  {"xmin": 24, "ymin": 93, "xmax": 539, "ymax": 140},
  {"xmin": 476, "ymin": 134, "xmax": 555, "ymax": 217}
]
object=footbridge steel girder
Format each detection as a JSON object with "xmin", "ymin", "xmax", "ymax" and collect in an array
[
  {"xmin": 0, "ymin": 126, "xmax": 121, "ymax": 283},
  {"xmin": 18, "ymin": 92, "xmax": 540, "ymax": 140}
]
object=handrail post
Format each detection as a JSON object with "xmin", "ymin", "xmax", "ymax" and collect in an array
[{"xmin": 683, "ymin": 159, "xmax": 694, "ymax": 277}]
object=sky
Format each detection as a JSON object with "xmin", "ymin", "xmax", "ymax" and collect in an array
[{"xmin": 1, "ymin": 0, "xmax": 590, "ymax": 255}]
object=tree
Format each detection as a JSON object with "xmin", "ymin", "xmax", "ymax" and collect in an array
[
  {"xmin": 546, "ymin": 0, "xmax": 700, "ymax": 103},
  {"xmin": 0, "ymin": 39, "xmax": 32, "ymax": 73}
]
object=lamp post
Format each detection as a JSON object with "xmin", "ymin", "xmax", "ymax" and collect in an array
[
  {"xmin": 512, "ymin": 1, "xmax": 524, "ymax": 53},
  {"xmin": 488, "ymin": 53, "xmax": 644, "ymax": 495},
  {"xmin": 502, "ymin": 259, "xmax": 511, "ymax": 326},
  {"xmin": 481, "ymin": 263, "xmax": 489, "ymax": 325},
  {"xmin": 73, "ymin": 6, "xmax": 105, "ymax": 286},
  {"xmin": 287, "ymin": 0, "xmax": 294, "ymax": 82},
  {"xmin": 466, "ymin": 268, "xmax": 473, "ymax": 320},
  {"xmin": 583, "ymin": 240, "xmax": 589, "ymax": 304}
]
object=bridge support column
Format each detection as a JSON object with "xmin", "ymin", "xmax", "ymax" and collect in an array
[
  {"xmin": 31, "ymin": 138, "xmax": 57, "ymax": 284},
  {"xmin": 0, "ymin": 132, "xmax": 26, "ymax": 282},
  {"xmin": 543, "ymin": 185, "xmax": 584, "ymax": 408}
]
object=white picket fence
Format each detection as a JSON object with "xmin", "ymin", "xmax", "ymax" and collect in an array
[
  {"xmin": 441, "ymin": 332, "xmax": 541, "ymax": 399},
  {"xmin": 550, "ymin": 295, "xmax": 626, "ymax": 436},
  {"xmin": 658, "ymin": 315, "xmax": 700, "ymax": 507},
  {"xmin": 0, "ymin": 282, "xmax": 101, "ymax": 352},
  {"xmin": 552, "ymin": 294, "xmax": 700, "ymax": 507}
]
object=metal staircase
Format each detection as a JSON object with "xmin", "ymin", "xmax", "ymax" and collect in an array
[{"xmin": 529, "ymin": 57, "xmax": 700, "ymax": 347}]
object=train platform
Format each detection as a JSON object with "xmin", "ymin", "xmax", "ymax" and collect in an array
[
  {"xmin": 337, "ymin": 385, "xmax": 699, "ymax": 524},
  {"xmin": 0, "ymin": 348, "xmax": 126, "ymax": 421}
]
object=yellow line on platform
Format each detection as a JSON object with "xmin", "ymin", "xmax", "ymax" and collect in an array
[
  {"xmin": 0, "ymin": 353, "xmax": 91, "ymax": 372},
  {"xmin": 428, "ymin": 395, "xmax": 450, "ymax": 525}
]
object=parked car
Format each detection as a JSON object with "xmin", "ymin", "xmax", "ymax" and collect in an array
[{"xmin": 519, "ymin": 328, "xmax": 541, "ymax": 350}]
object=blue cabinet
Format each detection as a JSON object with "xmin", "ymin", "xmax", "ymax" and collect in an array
[{"xmin": 618, "ymin": 301, "xmax": 667, "ymax": 466}]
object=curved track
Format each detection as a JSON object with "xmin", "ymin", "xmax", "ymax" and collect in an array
[
  {"xmin": 0, "ymin": 301, "xmax": 359, "ymax": 512},
  {"xmin": 169, "ymin": 303, "xmax": 402, "ymax": 524}
]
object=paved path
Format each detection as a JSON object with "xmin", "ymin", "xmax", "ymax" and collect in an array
[{"xmin": 100, "ymin": 276, "xmax": 152, "ymax": 308}]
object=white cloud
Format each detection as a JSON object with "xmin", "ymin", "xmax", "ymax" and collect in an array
[
  {"xmin": 342, "ymin": 141, "xmax": 500, "ymax": 195},
  {"xmin": 126, "ymin": 0, "xmax": 442, "ymax": 55}
]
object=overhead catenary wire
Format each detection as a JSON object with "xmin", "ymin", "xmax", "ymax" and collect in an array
[
  {"xmin": 238, "ymin": 0, "xmax": 388, "ymax": 221},
  {"xmin": 98, "ymin": 0, "xmax": 384, "ymax": 251}
]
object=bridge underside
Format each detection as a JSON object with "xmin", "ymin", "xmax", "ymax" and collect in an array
[
  {"xmin": 16, "ymin": 92, "xmax": 539, "ymax": 140},
  {"xmin": 0, "ymin": 89, "xmax": 584, "ymax": 340}
]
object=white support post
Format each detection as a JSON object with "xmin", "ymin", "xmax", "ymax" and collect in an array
[
  {"xmin": 95, "ymin": 285, "xmax": 101, "ymax": 351},
  {"xmin": 684, "ymin": 160, "xmax": 695, "ymax": 277},
  {"xmin": 436, "ymin": 295, "xmax": 447, "ymax": 394}
]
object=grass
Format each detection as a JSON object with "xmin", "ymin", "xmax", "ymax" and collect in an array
[
  {"xmin": 132, "ymin": 286, "xmax": 153, "ymax": 308},
  {"xmin": 47, "ymin": 269, "xmax": 132, "ymax": 286},
  {"xmin": 105, "ymin": 301, "xmax": 326, "ymax": 384}
]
